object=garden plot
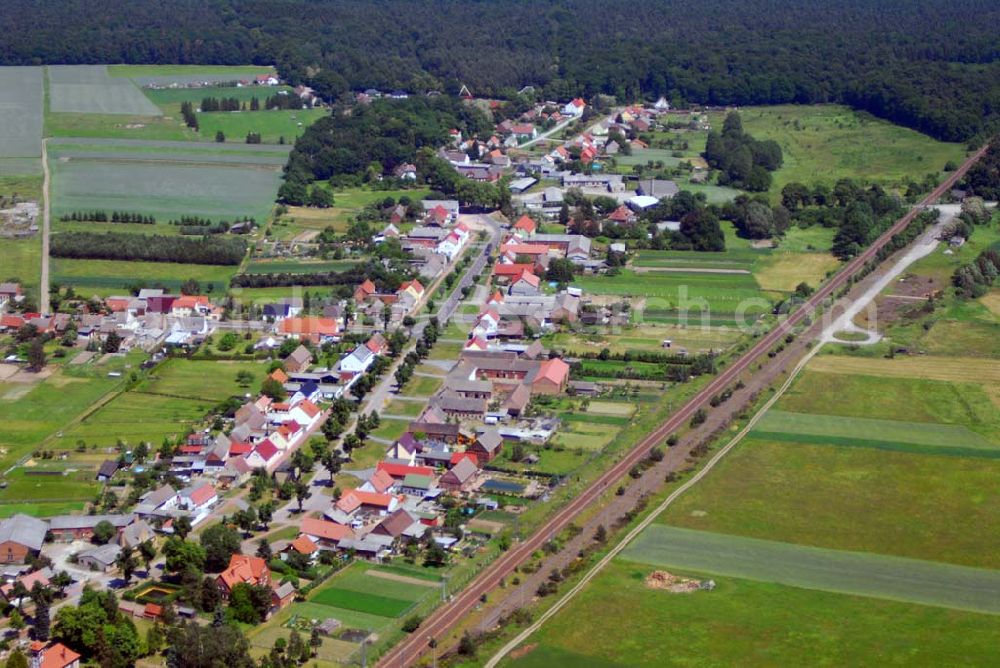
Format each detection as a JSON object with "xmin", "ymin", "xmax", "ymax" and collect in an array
[
  {"xmin": 0, "ymin": 66, "xmax": 43, "ymax": 173},
  {"xmin": 48, "ymin": 65, "xmax": 162, "ymax": 116},
  {"xmin": 622, "ymin": 525, "xmax": 1000, "ymax": 614}
]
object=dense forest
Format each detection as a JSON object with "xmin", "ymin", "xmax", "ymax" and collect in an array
[
  {"xmin": 1, "ymin": 0, "xmax": 999, "ymax": 142},
  {"xmin": 50, "ymin": 232, "xmax": 247, "ymax": 265}
]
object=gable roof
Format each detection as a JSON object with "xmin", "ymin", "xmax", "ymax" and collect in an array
[
  {"xmin": 289, "ymin": 535, "xmax": 319, "ymax": 554},
  {"xmin": 442, "ymin": 456, "xmax": 478, "ymax": 483},
  {"xmin": 366, "ymin": 469, "xmax": 395, "ymax": 494},
  {"xmin": 301, "ymin": 517, "xmax": 353, "ymax": 542},
  {"xmin": 0, "ymin": 514, "xmax": 46, "ymax": 550},
  {"xmin": 377, "ymin": 461, "xmax": 434, "ymax": 479},
  {"xmin": 336, "ymin": 489, "xmax": 396, "ymax": 513},
  {"xmin": 536, "ymin": 357, "xmax": 570, "ymax": 386},
  {"xmin": 374, "ymin": 509, "xmax": 415, "ymax": 538},
  {"xmin": 286, "ymin": 344, "xmax": 312, "ymax": 367},
  {"xmin": 514, "ymin": 271, "xmax": 540, "ymax": 288},
  {"xmin": 513, "ymin": 215, "xmax": 537, "ymax": 233},
  {"xmin": 475, "ymin": 428, "xmax": 503, "ymax": 453}
]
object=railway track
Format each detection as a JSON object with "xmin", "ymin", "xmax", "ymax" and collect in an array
[{"xmin": 376, "ymin": 143, "xmax": 988, "ymax": 668}]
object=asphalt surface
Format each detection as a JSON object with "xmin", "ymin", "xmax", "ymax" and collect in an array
[{"xmin": 376, "ymin": 144, "xmax": 989, "ymax": 667}]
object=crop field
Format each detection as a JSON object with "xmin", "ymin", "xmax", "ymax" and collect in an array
[
  {"xmin": 752, "ymin": 409, "xmax": 997, "ymax": 455},
  {"xmin": 711, "ymin": 105, "xmax": 967, "ymax": 196},
  {"xmin": 52, "ymin": 258, "xmax": 236, "ymax": 297},
  {"xmin": 48, "ymin": 65, "xmax": 162, "ymax": 116},
  {"xmin": 622, "ymin": 525, "xmax": 1000, "ymax": 614},
  {"xmin": 0, "ymin": 67, "xmax": 44, "ymax": 173},
  {"xmin": 502, "ymin": 559, "xmax": 1000, "ymax": 668},
  {"xmin": 662, "ymin": 436, "xmax": 1000, "ymax": 568},
  {"xmin": 778, "ymin": 369, "xmax": 1000, "ymax": 438},
  {"xmin": 753, "ymin": 251, "xmax": 840, "ymax": 292},
  {"xmin": 808, "ymin": 353, "xmax": 1000, "ymax": 385},
  {"xmin": 49, "ymin": 139, "xmax": 287, "ymax": 222},
  {"xmin": 632, "ymin": 248, "xmax": 761, "ymax": 270}
]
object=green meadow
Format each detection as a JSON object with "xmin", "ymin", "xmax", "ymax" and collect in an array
[{"xmin": 502, "ymin": 560, "xmax": 1000, "ymax": 668}]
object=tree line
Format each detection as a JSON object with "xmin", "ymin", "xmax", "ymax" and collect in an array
[
  {"xmin": 704, "ymin": 112, "xmax": 782, "ymax": 192},
  {"xmin": 51, "ymin": 231, "xmax": 247, "ymax": 265},
  {"xmin": 1, "ymin": 0, "xmax": 999, "ymax": 142},
  {"xmin": 59, "ymin": 210, "xmax": 155, "ymax": 224}
]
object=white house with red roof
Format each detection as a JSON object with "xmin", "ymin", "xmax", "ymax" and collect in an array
[
  {"xmin": 397, "ymin": 280, "xmax": 425, "ymax": 302},
  {"xmin": 335, "ymin": 490, "xmax": 402, "ymax": 518},
  {"xmin": 360, "ymin": 469, "xmax": 396, "ymax": 494},
  {"xmin": 245, "ymin": 439, "xmax": 280, "ymax": 470},
  {"xmin": 563, "ymin": 98, "xmax": 586, "ymax": 116},
  {"xmin": 512, "ymin": 215, "xmax": 537, "ymax": 237},
  {"xmin": 170, "ymin": 295, "xmax": 212, "ymax": 317},
  {"xmin": 30, "ymin": 641, "xmax": 80, "ymax": 668},
  {"xmin": 437, "ymin": 231, "xmax": 466, "ymax": 260},
  {"xmin": 289, "ymin": 399, "xmax": 322, "ymax": 428},
  {"xmin": 178, "ymin": 482, "xmax": 217, "ymax": 512},
  {"xmin": 300, "ymin": 517, "xmax": 354, "ymax": 550}
]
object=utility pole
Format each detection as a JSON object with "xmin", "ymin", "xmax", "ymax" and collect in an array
[{"xmin": 429, "ymin": 637, "xmax": 438, "ymax": 668}]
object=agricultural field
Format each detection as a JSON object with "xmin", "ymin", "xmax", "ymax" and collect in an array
[
  {"xmin": 623, "ymin": 526, "xmax": 1000, "ymax": 614},
  {"xmin": 710, "ymin": 105, "xmax": 967, "ymax": 197},
  {"xmin": 661, "ymin": 436, "xmax": 1000, "ymax": 569},
  {"xmin": 48, "ymin": 138, "xmax": 288, "ymax": 222},
  {"xmin": 136, "ymin": 359, "xmax": 267, "ymax": 403},
  {"xmin": 196, "ymin": 108, "xmax": 327, "ymax": 145},
  {"xmin": 0, "ymin": 67, "xmax": 44, "ymax": 174},
  {"xmin": 244, "ymin": 259, "xmax": 361, "ymax": 275},
  {"xmin": 501, "ymin": 559, "xmax": 1000, "ymax": 668},
  {"xmin": 52, "ymin": 258, "xmax": 236, "ymax": 297},
  {"xmin": 48, "ymin": 65, "xmax": 162, "ymax": 116}
]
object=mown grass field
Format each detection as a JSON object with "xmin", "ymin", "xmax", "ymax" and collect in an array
[
  {"xmin": 108, "ymin": 64, "xmax": 274, "ymax": 86},
  {"xmin": 622, "ymin": 526, "xmax": 1000, "ymax": 614},
  {"xmin": 311, "ymin": 588, "xmax": 414, "ymax": 617},
  {"xmin": 61, "ymin": 393, "xmax": 209, "ymax": 449},
  {"xmin": 502, "ymin": 559, "xmax": 1000, "ymax": 668},
  {"xmin": 544, "ymin": 324, "xmax": 743, "ymax": 355},
  {"xmin": 711, "ymin": 104, "xmax": 967, "ymax": 197},
  {"xmin": 661, "ymin": 436, "xmax": 1000, "ymax": 569},
  {"xmin": 575, "ymin": 269, "xmax": 773, "ymax": 310},
  {"xmin": 196, "ymin": 108, "xmax": 328, "ymax": 145},
  {"xmin": 52, "ymin": 258, "xmax": 236, "ymax": 297}
]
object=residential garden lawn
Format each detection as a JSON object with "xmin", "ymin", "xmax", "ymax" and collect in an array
[
  {"xmin": 227, "ymin": 286, "xmax": 325, "ymax": 304},
  {"xmin": 48, "ymin": 65, "xmax": 162, "ymax": 116},
  {"xmin": 660, "ymin": 437, "xmax": 1000, "ymax": 569},
  {"xmin": 402, "ymin": 375, "xmax": 443, "ymax": 396},
  {"xmin": 136, "ymin": 359, "xmax": 267, "ymax": 403},
  {"xmin": 0, "ymin": 236, "xmax": 41, "ymax": 299},
  {"xmin": 584, "ymin": 401, "xmax": 636, "ymax": 417},
  {"xmin": 709, "ymin": 105, "xmax": 967, "ymax": 198},
  {"xmin": 0, "ymin": 500, "xmax": 87, "ymax": 518},
  {"xmin": 550, "ymin": 420, "xmax": 622, "ymax": 451},
  {"xmin": 52, "ymin": 258, "xmax": 236, "ymax": 297},
  {"xmin": 0, "ymin": 467, "xmax": 101, "ymax": 505},
  {"xmin": 48, "ymin": 139, "xmax": 286, "ymax": 222},
  {"xmin": 60, "ymin": 392, "xmax": 210, "ymax": 449},
  {"xmin": 195, "ymin": 108, "xmax": 328, "ymax": 145},
  {"xmin": 383, "ymin": 400, "xmax": 425, "ymax": 418},
  {"xmin": 248, "ymin": 600, "xmax": 385, "ymax": 665},
  {"xmin": 311, "ymin": 588, "xmax": 414, "ymax": 617},
  {"xmin": 328, "ymin": 562, "xmax": 434, "ymax": 601},
  {"xmin": 501, "ymin": 559, "xmax": 1000, "ymax": 668},
  {"xmin": 0, "ymin": 364, "xmax": 129, "ymax": 470},
  {"xmin": 427, "ymin": 341, "xmax": 464, "ymax": 361},
  {"xmin": 369, "ymin": 417, "xmax": 410, "ymax": 443},
  {"xmin": 623, "ymin": 525, "xmax": 1000, "ymax": 614}
]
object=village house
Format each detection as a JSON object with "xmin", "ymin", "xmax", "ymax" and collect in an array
[
  {"xmin": 468, "ymin": 429, "xmax": 504, "ymax": 463},
  {"xmin": 29, "ymin": 641, "xmax": 81, "ymax": 668},
  {"xmin": 76, "ymin": 544, "xmax": 122, "ymax": 573},
  {"xmin": 283, "ymin": 345, "xmax": 313, "ymax": 373},
  {"xmin": 438, "ymin": 457, "xmax": 478, "ymax": 492},
  {"xmin": 278, "ymin": 317, "xmax": 339, "ymax": 343},
  {"xmin": 177, "ymin": 483, "xmax": 217, "ymax": 512},
  {"xmin": 300, "ymin": 517, "xmax": 354, "ymax": 550},
  {"xmin": 216, "ymin": 554, "xmax": 270, "ymax": 599}
]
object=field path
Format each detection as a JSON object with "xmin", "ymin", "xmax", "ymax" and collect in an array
[
  {"xmin": 366, "ymin": 570, "xmax": 438, "ymax": 588},
  {"xmin": 40, "ymin": 138, "xmax": 50, "ymax": 315}
]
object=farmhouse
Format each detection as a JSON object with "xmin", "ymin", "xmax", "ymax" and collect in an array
[
  {"xmin": 439, "ymin": 457, "xmax": 478, "ymax": 492},
  {"xmin": 300, "ymin": 517, "xmax": 354, "ymax": 550},
  {"xmin": 0, "ymin": 513, "xmax": 48, "ymax": 564},
  {"xmin": 279, "ymin": 317, "xmax": 339, "ymax": 343},
  {"xmin": 48, "ymin": 514, "xmax": 133, "ymax": 542}
]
